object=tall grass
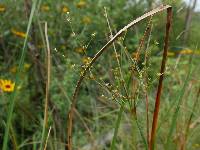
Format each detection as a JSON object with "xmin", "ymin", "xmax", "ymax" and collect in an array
[
  {"xmin": 66, "ymin": 5, "xmax": 172, "ymax": 150},
  {"xmin": 2, "ymin": 1, "xmax": 38, "ymax": 150},
  {"xmin": 166, "ymin": 55, "xmax": 194, "ymax": 149},
  {"xmin": 110, "ymin": 104, "xmax": 125, "ymax": 150}
]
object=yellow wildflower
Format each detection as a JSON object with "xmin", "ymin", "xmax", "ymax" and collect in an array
[
  {"xmin": 0, "ymin": 4, "xmax": 5, "ymax": 12},
  {"xmin": 11, "ymin": 28, "xmax": 26, "ymax": 38},
  {"xmin": 75, "ymin": 47, "xmax": 86, "ymax": 53},
  {"xmin": 82, "ymin": 57, "xmax": 92, "ymax": 65},
  {"xmin": 41, "ymin": 5, "xmax": 50, "ymax": 11},
  {"xmin": 9, "ymin": 66, "xmax": 17, "ymax": 74},
  {"xmin": 62, "ymin": 6, "xmax": 70, "ymax": 13},
  {"xmin": 24, "ymin": 63, "xmax": 31, "ymax": 70},
  {"xmin": 76, "ymin": 0, "xmax": 87, "ymax": 8},
  {"xmin": 0, "ymin": 79, "xmax": 15, "ymax": 92},
  {"xmin": 82, "ymin": 16, "xmax": 92, "ymax": 24}
]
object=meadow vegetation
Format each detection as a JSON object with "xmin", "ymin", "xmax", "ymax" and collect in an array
[{"xmin": 0, "ymin": 0, "xmax": 200, "ymax": 150}]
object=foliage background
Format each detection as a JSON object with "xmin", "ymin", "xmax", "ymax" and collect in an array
[{"xmin": 0, "ymin": 0, "xmax": 200, "ymax": 149}]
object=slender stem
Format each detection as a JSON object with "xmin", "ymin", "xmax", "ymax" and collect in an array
[
  {"xmin": 104, "ymin": 7, "xmax": 130, "ymax": 101},
  {"xmin": 149, "ymin": 7, "xmax": 172, "ymax": 150},
  {"xmin": 40, "ymin": 22, "xmax": 51, "ymax": 150}
]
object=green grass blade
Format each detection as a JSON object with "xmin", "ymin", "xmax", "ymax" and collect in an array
[
  {"xmin": 130, "ymin": 110, "xmax": 148, "ymax": 150},
  {"xmin": 110, "ymin": 102, "xmax": 148, "ymax": 150},
  {"xmin": 135, "ymin": 117, "xmax": 148, "ymax": 150},
  {"xmin": 110, "ymin": 104, "xmax": 124, "ymax": 150},
  {"xmin": 2, "ymin": 1, "xmax": 38, "ymax": 150},
  {"xmin": 166, "ymin": 56, "xmax": 193, "ymax": 149}
]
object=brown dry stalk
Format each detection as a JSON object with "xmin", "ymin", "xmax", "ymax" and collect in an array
[
  {"xmin": 149, "ymin": 7, "xmax": 172, "ymax": 150},
  {"xmin": 66, "ymin": 5, "xmax": 172, "ymax": 150},
  {"xmin": 44, "ymin": 22, "xmax": 51, "ymax": 129}
]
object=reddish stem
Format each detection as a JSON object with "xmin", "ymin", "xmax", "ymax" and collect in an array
[{"xmin": 149, "ymin": 7, "xmax": 172, "ymax": 150}]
